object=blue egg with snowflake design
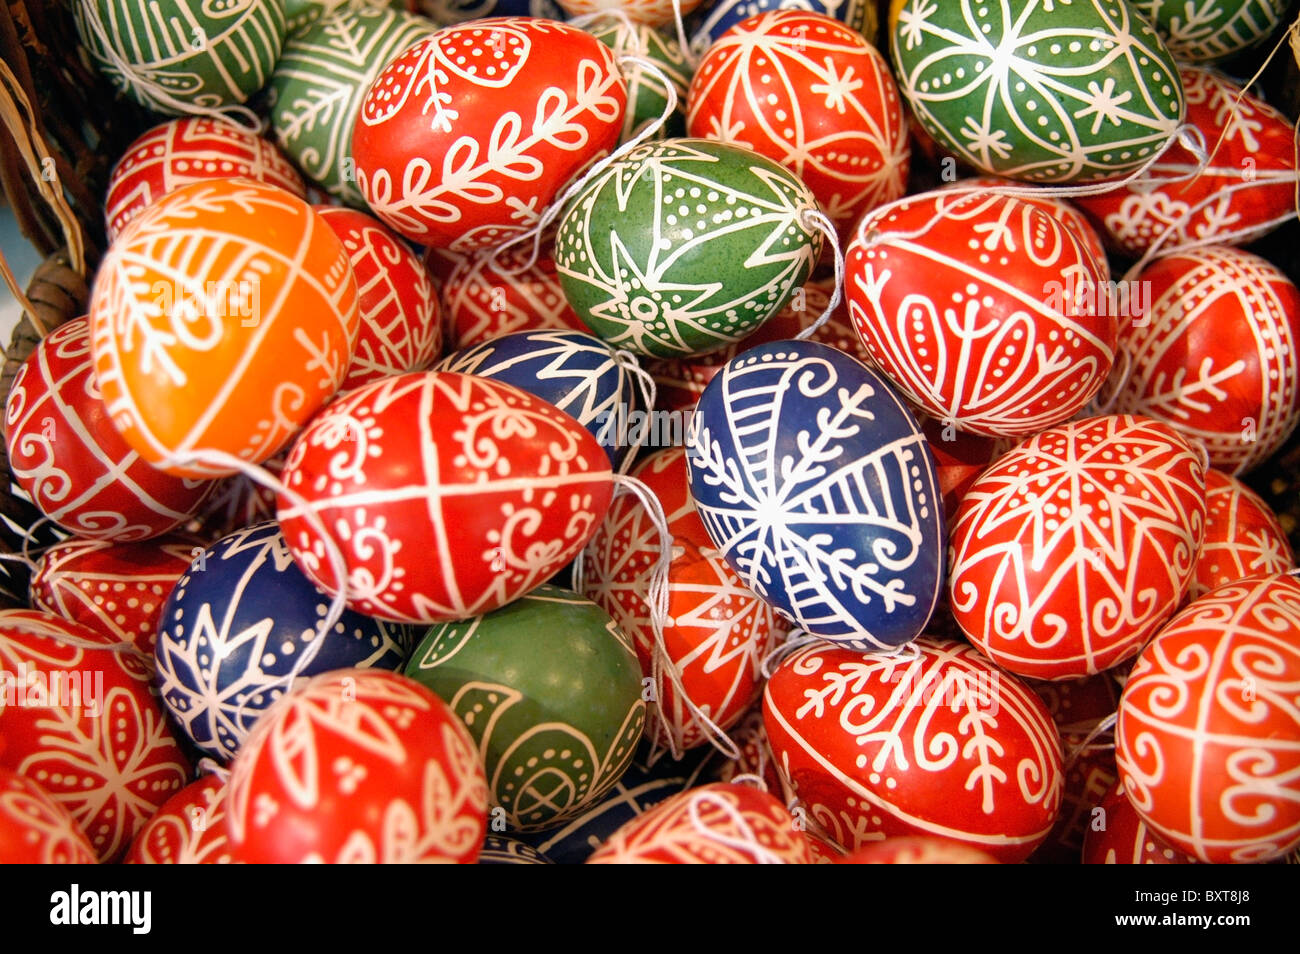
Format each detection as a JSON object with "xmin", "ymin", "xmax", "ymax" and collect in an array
[
  {"xmin": 154, "ymin": 520, "xmax": 409, "ymax": 761},
  {"xmin": 685, "ymin": 340, "xmax": 944, "ymax": 650},
  {"xmin": 687, "ymin": 0, "xmax": 878, "ymax": 59},
  {"xmin": 436, "ymin": 329, "xmax": 645, "ymax": 471},
  {"xmin": 521, "ymin": 742, "xmax": 711, "ymax": 863}
]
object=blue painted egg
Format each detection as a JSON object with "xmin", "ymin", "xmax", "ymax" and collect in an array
[
  {"xmin": 436, "ymin": 329, "xmax": 645, "ymax": 471},
  {"xmin": 154, "ymin": 520, "xmax": 410, "ymax": 761},
  {"xmin": 687, "ymin": 0, "xmax": 877, "ymax": 58},
  {"xmin": 685, "ymin": 340, "xmax": 944, "ymax": 649},
  {"xmin": 521, "ymin": 743, "xmax": 711, "ymax": 863}
]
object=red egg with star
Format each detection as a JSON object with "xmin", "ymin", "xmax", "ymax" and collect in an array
[
  {"xmin": 580, "ymin": 447, "xmax": 778, "ymax": 754},
  {"xmin": 0, "ymin": 766, "xmax": 97, "ymax": 864},
  {"xmin": 687, "ymin": 10, "xmax": 908, "ymax": 234},
  {"xmin": 0, "ymin": 609, "xmax": 190, "ymax": 861},
  {"xmin": 1115, "ymin": 573, "xmax": 1300, "ymax": 863},
  {"xmin": 277, "ymin": 371, "xmax": 613, "ymax": 623},
  {"xmin": 948, "ymin": 415, "xmax": 1207, "ymax": 680},
  {"xmin": 352, "ymin": 17, "xmax": 627, "ymax": 250},
  {"xmin": 764, "ymin": 636, "xmax": 1063, "ymax": 862},
  {"xmin": 225, "ymin": 669, "xmax": 488, "ymax": 863},
  {"xmin": 5, "ymin": 318, "xmax": 214, "ymax": 541}
]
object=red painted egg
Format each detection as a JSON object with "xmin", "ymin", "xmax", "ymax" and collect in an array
[
  {"xmin": 845, "ymin": 190, "xmax": 1116, "ymax": 437},
  {"xmin": 764, "ymin": 636, "xmax": 1063, "ymax": 862},
  {"xmin": 0, "ymin": 609, "xmax": 190, "ymax": 861},
  {"xmin": 226, "ymin": 669, "xmax": 488, "ymax": 863},
  {"xmin": 105, "ymin": 117, "xmax": 305, "ymax": 241},
  {"xmin": 838, "ymin": 836, "xmax": 999, "ymax": 864},
  {"xmin": 0, "ymin": 766, "xmax": 97, "ymax": 864},
  {"xmin": 580, "ymin": 447, "xmax": 778, "ymax": 753},
  {"xmin": 5, "ymin": 318, "xmax": 214, "ymax": 540},
  {"xmin": 585, "ymin": 782, "xmax": 813, "ymax": 863},
  {"xmin": 1082, "ymin": 781, "xmax": 1197, "ymax": 865},
  {"xmin": 352, "ymin": 18, "xmax": 627, "ymax": 250},
  {"xmin": 89, "ymin": 179, "xmax": 361, "ymax": 479},
  {"xmin": 277, "ymin": 371, "xmax": 613, "ymax": 623},
  {"xmin": 1193, "ymin": 469, "xmax": 1294, "ymax": 600},
  {"xmin": 30, "ymin": 535, "xmax": 197, "ymax": 665},
  {"xmin": 1115, "ymin": 573, "xmax": 1300, "ymax": 863},
  {"xmin": 436, "ymin": 241, "xmax": 589, "ymax": 350},
  {"xmin": 1107, "ymin": 246, "xmax": 1300, "ymax": 473},
  {"xmin": 123, "ymin": 773, "xmax": 233, "ymax": 864},
  {"xmin": 316, "ymin": 206, "xmax": 442, "ymax": 390},
  {"xmin": 949, "ymin": 415, "xmax": 1207, "ymax": 680},
  {"xmin": 687, "ymin": 10, "xmax": 908, "ymax": 234},
  {"xmin": 647, "ymin": 276, "xmax": 868, "ymax": 413},
  {"xmin": 1075, "ymin": 68, "xmax": 1298, "ymax": 257}
]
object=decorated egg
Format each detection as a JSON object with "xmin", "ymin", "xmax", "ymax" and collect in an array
[
  {"xmin": 523, "ymin": 743, "xmax": 711, "ymax": 863},
  {"xmin": 277, "ymin": 372, "xmax": 614, "ymax": 623},
  {"xmin": 436, "ymin": 329, "xmax": 644, "ymax": 471},
  {"xmin": 352, "ymin": 17, "xmax": 627, "ymax": 249},
  {"xmin": 1082, "ymin": 780, "xmax": 1197, "ymax": 864},
  {"xmin": 890, "ymin": 0, "xmax": 1184, "ymax": 182},
  {"xmin": 838, "ymin": 837, "xmax": 1000, "ymax": 864},
  {"xmin": 317, "ymin": 206, "xmax": 442, "ymax": 390},
  {"xmin": 404, "ymin": 585, "xmax": 646, "ymax": 832},
  {"xmin": 590, "ymin": 18, "xmax": 691, "ymax": 143},
  {"xmin": 581, "ymin": 447, "xmax": 778, "ymax": 752},
  {"xmin": 123, "ymin": 773, "xmax": 233, "ymax": 864},
  {"xmin": 226, "ymin": 668, "xmax": 489, "ymax": 863},
  {"xmin": 5, "ymin": 318, "xmax": 214, "ymax": 541},
  {"xmin": 1104, "ymin": 246, "xmax": 1300, "ymax": 474},
  {"xmin": 268, "ymin": 8, "xmax": 438, "ymax": 207},
  {"xmin": 647, "ymin": 275, "xmax": 868, "ymax": 412},
  {"xmin": 586, "ymin": 781, "xmax": 813, "ymax": 863},
  {"xmin": 949, "ymin": 415, "xmax": 1207, "ymax": 681},
  {"xmin": 763, "ymin": 637, "xmax": 1063, "ymax": 862},
  {"xmin": 845, "ymin": 189, "xmax": 1116, "ymax": 437},
  {"xmin": 1191, "ymin": 469, "xmax": 1294, "ymax": 599},
  {"xmin": 478, "ymin": 835, "xmax": 553, "ymax": 864},
  {"xmin": 685, "ymin": 339, "xmax": 945, "ymax": 650},
  {"xmin": 154, "ymin": 520, "xmax": 409, "ymax": 761},
  {"xmin": 687, "ymin": 11, "xmax": 908, "ymax": 234},
  {"xmin": 1115, "ymin": 573, "xmax": 1300, "ymax": 863},
  {"xmin": 89, "ymin": 179, "xmax": 360, "ymax": 479},
  {"xmin": 687, "ymin": 0, "xmax": 878, "ymax": 59},
  {"xmin": 0, "ymin": 610, "xmax": 190, "ymax": 861},
  {"xmin": 1074, "ymin": 68, "xmax": 1298, "ymax": 256},
  {"xmin": 438, "ymin": 241, "xmax": 591, "ymax": 350},
  {"xmin": 1132, "ymin": 0, "xmax": 1289, "ymax": 62},
  {"xmin": 105, "ymin": 118, "xmax": 305, "ymax": 241},
  {"xmin": 73, "ymin": 0, "xmax": 287, "ymax": 113},
  {"xmin": 30, "ymin": 534, "xmax": 197, "ymax": 661},
  {"xmin": 0, "ymin": 766, "xmax": 97, "ymax": 864},
  {"xmin": 555, "ymin": 138, "xmax": 823, "ymax": 358}
]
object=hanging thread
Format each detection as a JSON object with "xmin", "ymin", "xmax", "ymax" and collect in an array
[
  {"xmin": 794, "ymin": 207, "xmax": 845, "ymax": 341},
  {"xmin": 685, "ymin": 788, "xmax": 788, "ymax": 863}
]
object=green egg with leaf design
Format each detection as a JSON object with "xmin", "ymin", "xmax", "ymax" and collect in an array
[
  {"xmin": 404, "ymin": 585, "xmax": 646, "ymax": 833},
  {"xmin": 554, "ymin": 138, "xmax": 823, "ymax": 358},
  {"xmin": 890, "ymin": 0, "xmax": 1185, "ymax": 183}
]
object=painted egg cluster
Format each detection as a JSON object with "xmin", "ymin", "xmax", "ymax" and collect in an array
[{"xmin": 27, "ymin": 0, "xmax": 1300, "ymax": 868}]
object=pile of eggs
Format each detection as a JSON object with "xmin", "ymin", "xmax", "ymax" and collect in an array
[{"xmin": 1, "ymin": 0, "xmax": 1297, "ymax": 865}]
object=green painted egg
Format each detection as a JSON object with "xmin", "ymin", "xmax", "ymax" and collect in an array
[
  {"xmin": 404, "ymin": 585, "xmax": 646, "ymax": 833},
  {"xmin": 74, "ymin": 0, "xmax": 287, "ymax": 113},
  {"xmin": 890, "ymin": 0, "xmax": 1185, "ymax": 183},
  {"xmin": 267, "ymin": 8, "xmax": 436, "ymax": 206},
  {"xmin": 283, "ymin": 0, "xmax": 403, "ymax": 35},
  {"xmin": 590, "ymin": 18, "xmax": 692, "ymax": 142},
  {"xmin": 555, "ymin": 138, "xmax": 823, "ymax": 358},
  {"xmin": 1132, "ymin": 0, "xmax": 1289, "ymax": 62}
]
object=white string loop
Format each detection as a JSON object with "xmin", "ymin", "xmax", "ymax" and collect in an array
[
  {"xmin": 794, "ymin": 208, "xmax": 844, "ymax": 341},
  {"xmin": 613, "ymin": 348, "xmax": 658, "ymax": 470},
  {"xmin": 1064, "ymin": 711, "xmax": 1118, "ymax": 771},
  {"xmin": 686, "ymin": 788, "xmax": 788, "ymax": 864}
]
